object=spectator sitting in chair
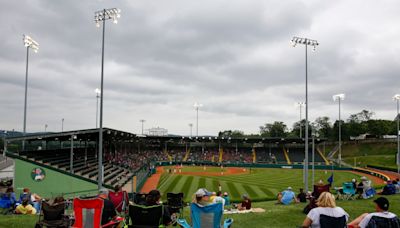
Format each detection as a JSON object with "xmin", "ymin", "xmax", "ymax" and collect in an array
[
  {"xmin": 277, "ymin": 187, "xmax": 298, "ymax": 205},
  {"xmin": 348, "ymin": 197, "xmax": 399, "ymax": 228},
  {"xmin": 193, "ymin": 188, "xmax": 211, "ymax": 206},
  {"xmin": 15, "ymin": 199, "xmax": 36, "ymax": 215},
  {"xmin": 98, "ymin": 188, "xmax": 116, "ymax": 225},
  {"xmin": 145, "ymin": 190, "xmax": 172, "ymax": 226},
  {"xmin": 19, "ymin": 188, "xmax": 41, "ymax": 214},
  {"xmin": 302, "ymin": 192, "xmax": 349, "ymax": 228},
  {"xmin": 237, "ymin": 194, "xmax": 251, "ymax": 210}
]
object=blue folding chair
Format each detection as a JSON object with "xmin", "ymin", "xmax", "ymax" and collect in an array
[
  {"xmin": 342, "ymin": 182, "xmax": 356, "ymax": 200},
  {"xmin": 177, "ymin": 203, "xmax": 233, "ymax": 228}
]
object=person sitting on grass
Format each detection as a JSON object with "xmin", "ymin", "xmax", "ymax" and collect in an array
[
  {"xmin": 302, "ymin": 192, "xmax": 349, "ymax": 228},
  {"xmin": 145, "ymin": 189, "xmax": 172, "ymax": 226},
  {"xmin": 348, "ymin": 197, "xmax": 399, "ymax": 228},
  {"xmin": 379, "ymin": 180, "xmax": 396, "ymax": 195},
  {"xmin": 210, "ymin": 192, "xmax": 217, "ymax": 202},
  {"xmin": 193, "ymin": 188, "xmax": 211, "ymax": 206},
  {"xmin": 15, "ymin": 199, "xmax": 36, "ymax": 215},
  {"xmin": 297, "ymin": 188, "xmax": 307, "ymax": 203},
  {"xmin": 237, "ymin": 194, "xmax": 251, "ymax": 210},
  {"xmin": 212, "ymin": 191, "xmax": 226, "ymax": 210},
  {"xmin": 277, "ymin": 187, "xmax": 298, "ymax": 205},
  {"xmin": 223, "ymin": 192, "xmax": 230, "ymax": 206}
]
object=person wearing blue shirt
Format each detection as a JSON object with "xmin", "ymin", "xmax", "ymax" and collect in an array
[
  {"xmin": 223, "ymin": 192, "xmax": 230, "ymax": 206},
  {"xmin": 277, "ymin": 187, "xmax": 298, "ymax": 205}
]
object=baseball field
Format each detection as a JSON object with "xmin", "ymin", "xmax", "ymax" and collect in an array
[{"xmin": 156, "ymin": 166, "xmax": 379, "ymax": 202}]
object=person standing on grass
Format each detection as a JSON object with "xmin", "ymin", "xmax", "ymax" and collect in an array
[
  {"xmin": 348, "ymin": 197, "xmax": 399, "ymax": 228},
  {"xmin": 223, "ymin": 192, "xmax": 230, "ymax": 206},
  {"xmin": 302, "ymin": 192, "xmax": 349, "ymax": 228}
]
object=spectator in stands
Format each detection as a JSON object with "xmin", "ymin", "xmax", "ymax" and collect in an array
[
  {"xmin": 15, "ymin": 198, "xmax": 36, "ymax": 215},
  {"xmin": 5, "ymin": 187, "xmax": 17, "ymax": 206},
  {"xmin": 193, "ymin": 188, "xmax": 211, "ymax": 206},
  {"xmin": 212, "ymin": 191, "xmax": 225, "ymax": 210},
  {"xmin": 98, "ymin": 188, "xmax": 116, "ymax": 225},
  {"xmin": 297, "ymin": 188, "xmax": 307, "ymax": 203},
  {"xmin": 223, "ymin": 192, "xmax": 230, "ymax": 206},
  {"xmin": 302, "ymin": 192, "xmax": 349, "ymax": 228},
  {"xmin": 348, "ymin": 197, "xmax": 398, "ymax": 228},
  {"xmin": 145, "ymin": 190, "xmax": 172, "ymax": 226},
  {"xmin": 277, "ymin": 187, "xmax": 298, "ymax": 205},
  {"xmin": 379, "ymin": 180, "xmax": 396, "ymax": 195},
  {"xmin": 238, "ymin": 194, "xmax": 251, "ymax": 210}
]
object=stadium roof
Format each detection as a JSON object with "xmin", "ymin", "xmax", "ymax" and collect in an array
[
  {"xmin": 5, "ymin": 127, "xmax": 324, "ymax": 144},
  {"xmin": 5, "ymin": 128, "xmax": 135, "ymax": 142}
]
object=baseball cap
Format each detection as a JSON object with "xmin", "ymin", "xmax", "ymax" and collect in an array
[
  {"xmin": 287, "ymin": 187, "xmax": 292, "ymax": 190},
  {"xmin": 195, "ymin": 188, "xmax": 211, "ymax": 197},
  {"xmin": 374, "ymin": 197, "xmax": 389, "ymax": 211}
]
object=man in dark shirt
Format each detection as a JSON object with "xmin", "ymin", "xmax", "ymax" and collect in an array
[
  {"xmin": 297, "ymin": 188, "xmax": 307, "ymax": 203},
  {"xmin": 98, "ymin": 188, "xmax": 117, "ymax": 225}
]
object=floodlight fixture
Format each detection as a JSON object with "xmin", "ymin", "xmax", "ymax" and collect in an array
[
  {"xmin": 333, "ymin": 93, "xmax": 345, "ymax": 101},
  {"xmin": 23, "ymin": 35, "xmax": 39, "ymax": 52},
  {"xmin": 94, "ymin": 8, "xmax": 121, "ymax": 27},
  {"xmin": 291, "ymin": 36, "xmax": 319, "ymax": 51}
]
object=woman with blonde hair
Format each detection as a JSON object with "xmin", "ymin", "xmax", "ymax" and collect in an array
[{"xmin": 302, "ymin": 192, "xmax": 349, "ymax": 228}]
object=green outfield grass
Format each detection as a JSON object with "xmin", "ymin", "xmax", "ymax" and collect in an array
[
  {"xmin": 157, "ymin": 167, "xmax": 366, "ymax": 202},
  {"xmin": 2, "ymin": 194, "xmax": 399, "ymax": 228}
]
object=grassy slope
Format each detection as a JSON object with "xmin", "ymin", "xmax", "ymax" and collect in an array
[
  {"xmin": 2, "ymin": 194, "xmax": 399, "ymax": 228},
  {"xmin": 157, "ymin": 168, "xmax": 363, "ymax": 202},
  {"xmin": 339, "ymin": 142, "xmax": 397, "ymax": 168}
]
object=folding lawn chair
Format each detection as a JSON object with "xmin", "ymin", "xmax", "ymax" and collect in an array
[
  {"xmin": 312, "ymin": 185, "xmax": 330, "ymax": 199},
  {"xmin": 319, "ymin": 214, "xmax": 347, "ymax": 228},
  {"xmin": 365, "ymin": 215, "xmax": 400, "ymax": 228},
  {"xmin": 35, "ymin": 201, "xmax": 71, "ymax": 228},
  {"xmin": 341, "ymin": 182, "xmax": 356, "ymax": 200},
  {"xmin": 166, "ymin": 192, "xmax": 184, "ymax": 216},
  {"xmin": 72, "ymin": 197, "xmax": 123, "ymax": 228},
  {"xmin": 109, "ymin": 191, "xmax": 129, "ymax": 214},
  {"xmin": 133, "ymin": 193, "xmax": 148, "ymax": 205},
  {"xmin": 128, "ymin": 204, "xmax": 164, "ymax": 228},
  {"xmin": 177, "ymin": 203, "xmax": 233, "ymax": 228}
]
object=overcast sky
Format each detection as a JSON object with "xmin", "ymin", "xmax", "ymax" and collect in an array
[{"xmin": 1, "ymin": 0, "xmax": 399, "ymax": 136}]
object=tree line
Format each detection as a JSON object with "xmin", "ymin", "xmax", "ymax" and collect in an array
[{"xmin": 219, "ymin": 110, "xmax": 398, "ymax": 141}]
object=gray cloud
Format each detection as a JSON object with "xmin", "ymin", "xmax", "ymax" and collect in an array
[{"xmin": 1, "ymin": 0, "xmax": 399, "ymax": 135}]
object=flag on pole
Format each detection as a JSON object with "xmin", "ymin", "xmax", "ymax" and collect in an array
[{"xmin": 327, "ymin": 174, "xmax": 334, "ymax": 185}]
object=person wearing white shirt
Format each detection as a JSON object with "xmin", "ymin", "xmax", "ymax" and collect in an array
[
  {"xmin": 302, "ymin": 192, "xmax": 349, "ymax": 228},
  {"xmin": 348, "ymin": 197, "xmax": 399, "ymax": 228}
]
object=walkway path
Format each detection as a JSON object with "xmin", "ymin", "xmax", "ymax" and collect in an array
[{"xmin": 140, "ymin": 166, "xmax": 164, "ymax": 193}]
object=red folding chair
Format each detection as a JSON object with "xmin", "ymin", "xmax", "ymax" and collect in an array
[
  {"xmin": 109, "ymin": 191, "xmax": 128, "ymax": 213},
  {"xmin": 72, "ymin": 197, "xmax": 123, "ymax": 228}
]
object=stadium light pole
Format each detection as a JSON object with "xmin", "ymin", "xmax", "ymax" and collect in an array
[
  {"xmin": 333, "ymin": 93, "xmax": 345, "ymax": 167},
  {"xmin": 193, "ymin": 102, "xmax": 203, "ymax": 137},
  {"xmin": 140, "ymin": 119, "xmax": 146, "ymax": 135},
  {"xmin": 94, "ymin": 8, "xmax": 121, "ymax": 190},
  {"xmin": 61, "ymin": 118, "xmax": 64, "ymax": 132},
  {"xmin": 296, "ymin": 102, "xmax": 305, "ymax": 138},
  {"xmin": 189, "ymin": 123, "xmax": 193, "ymax": 137},
  {"xmin": 95, "ymin": 88, "xmax": 101, "ymax": 128},
  {"xmin": 291, "ymin": 36, "xmax": 319, "ymax": 192},
  {"xmin": 22, "ymin": 35, "xmax": 39, "ymax": 150},
  {"xmin": 393, "ymin": 94, "xmax": 400, "ymax": 173}
]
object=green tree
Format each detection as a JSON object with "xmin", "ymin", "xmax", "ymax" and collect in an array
[
  {"xmin": 313, "ymin": 116, "xmax": 332, "ymax": 138},
  {"xmin": 218, "ymin": 130, "xmax": 244, "ymax": 138},
  {"xmin": 260, "ymin": 121, "xmax": 287, "ymax": 137}
]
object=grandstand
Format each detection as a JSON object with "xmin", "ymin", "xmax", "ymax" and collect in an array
[{"xmin": 4, "ymin": 128, "xmax": 331, "ymax": 197}]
